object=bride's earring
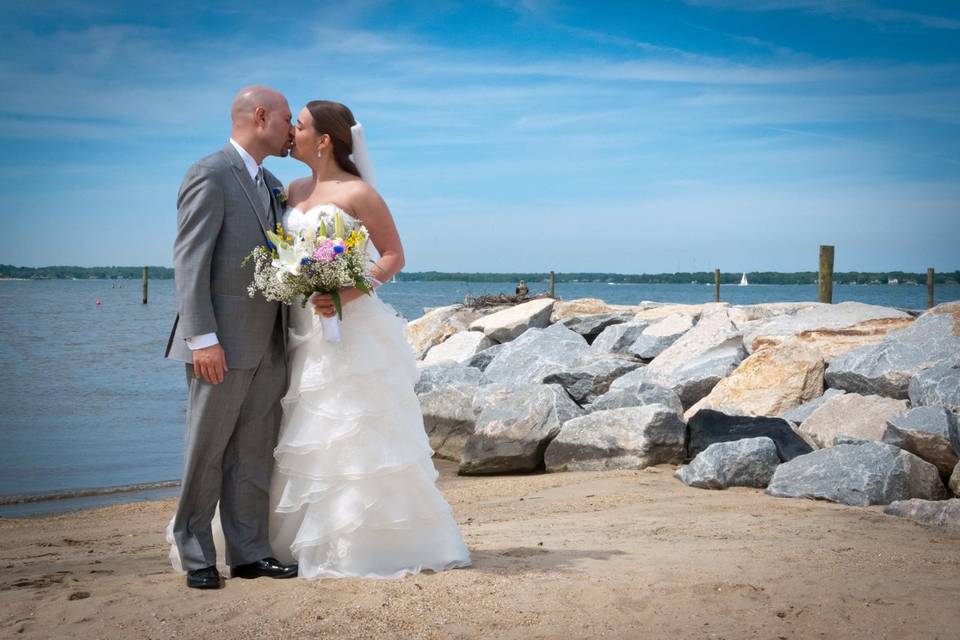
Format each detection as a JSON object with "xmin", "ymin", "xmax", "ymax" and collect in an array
[{"xmin": 317, "ymin": 148, "xmax": 323, "ymax": 159}]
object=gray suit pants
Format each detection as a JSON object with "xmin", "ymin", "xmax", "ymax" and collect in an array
[{"xmin": 173, "ymin": 316, "xmax": 286, "ymax": 571}]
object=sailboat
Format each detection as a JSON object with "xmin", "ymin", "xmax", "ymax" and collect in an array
[{"xmin": 739, "ymin": 272, "xmax": 749, "ymax": 286}]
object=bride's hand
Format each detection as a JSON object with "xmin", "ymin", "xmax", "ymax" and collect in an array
[{"xmin": 311, "ymin": 287, "xmax": 363, "ymax": 317}]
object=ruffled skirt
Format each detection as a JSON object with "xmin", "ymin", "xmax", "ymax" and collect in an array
[{"xmin": 268, "ymin": 293, "xmax": 471, "ymax": 580}]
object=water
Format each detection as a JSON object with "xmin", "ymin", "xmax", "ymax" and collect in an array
[{"xmin": 1, "ymin": 278, "xmax": 957, "ymax": 516}]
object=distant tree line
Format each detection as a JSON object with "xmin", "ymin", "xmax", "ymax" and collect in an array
[
  {"xmin": 2, "ymin": 265, "xmax": 958, "ymax": 285},
  {"xmin": 0, "ymin": 265, "xmax": 175, "ymax": 279}
]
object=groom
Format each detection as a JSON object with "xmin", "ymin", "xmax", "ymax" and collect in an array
[{"xmin": 165, "ymin": 86, "xmax": 297, "ymax": 589}]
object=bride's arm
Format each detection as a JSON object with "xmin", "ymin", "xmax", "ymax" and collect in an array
[{"xmin": 353, "ymin": 185, "xmax": 405, "ymax": 285}]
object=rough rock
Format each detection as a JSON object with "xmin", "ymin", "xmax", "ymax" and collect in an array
[
  {"xmin": 824, "ymin": 312, "xmax": 960, "ymax": 399},
  {"xmin": 405, "ymin": 304, "xmax": 464, "ymax": 359},
  {"xmin": 550, "ymin": 299, "xmax": 644, "ymax": 323},
  {"xmin": 687, "ymin": 409, "xmax": 814, "ymax": 462},
  {"xmin": 561, "ymin": 312, "xmax": 635, "ymax": 344},
  {"xmin": 684, "ymin": 341, "xmax": 824, "ymax": 420},
  {"xmin": 727, "ymin": 302, "xmax": 818, "ymax": 329},
  {"xmin": 908, "ymin": 358, "xmax": 960, "ymax": 412},
  {"xmin": 951, "ymin": 463, "xmax": 960, "ymax": 496},
  {"xmin": 544, "ymin": 404, "xmax": 685, "ymax": 472},
  {"xmin": 766, "ymin": 442, "xmax": 948, "ymax": 506},
  {"xmin": 542, "ymin": 353, "xmax": 643, "ymax": 404},
  {"xmin": 466, "ymin": 343, "xmax": 506, "ymax": 372},
  {"xmin": 632, "ymin": 303, "xmax": 723, "ymax": 323},
  {"xmin": 884, "ymin": 499, "xmax": 960, "ymax": 528},
  {"xmin": 882, "ymin": 406, "xmax": 960, "ymax": 477},
  {"xmin": 589, "ymin": 370, "xmax": 683, "ymax": 417},
  {"xmin": 742, "ymin": 301, "xmax": 914, "ymax": 361},
  {"xmin": 480, "ymin": 322, "xmax": 590, "ymax": 387},
  {"xmin": 415, "ymin": 363, "xmax": 482, "ymax": 460},
  {"xmin": 642, "ymin": 308, "xmax": 748, "ymax": 408},
  {"xmin": 423, "ymin": 331, "xmax": 494, "ymax": 365},
  {"xmin": 587, "ymin": 321, "xmax": 647, "ymax": 354},
  {"xmin": 469, "ymin": 298, "xmax": 555, "ymax": 344},
  {"xmin": 627, "ymin": 313, "xmax": 697, "ymax": 360},
  {"xmin": 780, "ymin": 388, "xmax": 846, "ymax": 424},
  {"xmin": 675, "ymin": 437, "xmax": 780, "ymax": 489},
  {"xmin": 797, "ymin": 393, "xmax": 908, "ymax": 448},
  {"xmin": 460, "ymin": 383, "xmax": 583, "ymax": 474}
]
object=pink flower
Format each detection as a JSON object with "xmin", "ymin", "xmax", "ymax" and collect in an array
[{"xmin": 313, "ymin": 239, "xmax": 337, "ymax": 263}]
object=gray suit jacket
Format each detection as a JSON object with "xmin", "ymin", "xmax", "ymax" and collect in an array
[{"xmin": 165, "ymin": 143, "xmax": 287, "ymax": 370}]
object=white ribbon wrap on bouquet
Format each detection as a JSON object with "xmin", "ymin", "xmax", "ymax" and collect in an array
[{"xmin": 319, "ymin": 313, "xmax": 341, "ymax": 342}]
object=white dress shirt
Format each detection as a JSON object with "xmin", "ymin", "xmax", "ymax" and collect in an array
[{"xmin": 185, "ymin": 139, "xmax": 262, "ymax": 351}]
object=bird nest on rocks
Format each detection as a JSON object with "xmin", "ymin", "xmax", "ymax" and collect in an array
[{"xmin": 463, "ymin": 291, "xmax": 553, "ymax": 309}]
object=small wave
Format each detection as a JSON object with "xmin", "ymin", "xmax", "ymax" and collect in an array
[{"xmin": 0, "ymin": 479, "xmax": 180, "ymax": 506}]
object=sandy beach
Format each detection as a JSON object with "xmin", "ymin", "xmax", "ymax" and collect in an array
[{"xmin": 2, "ymin": 459, "xmax": 959, "ymax": 640}]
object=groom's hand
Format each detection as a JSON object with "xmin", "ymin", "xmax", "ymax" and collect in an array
[{"xmin": 192, "ymin": 344, "xmax": 228, "ymax": 384}]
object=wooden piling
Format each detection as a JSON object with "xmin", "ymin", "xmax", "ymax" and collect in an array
[
  {"xmin": 549, "ymin": 271, "xmax": 555, "ymax": 298},
  {"xmin": 927, "ymin": 268, "xmax": 935, "ymax": 309},
  {"xmin": 714, "ymin": 269, "xmax": 720, "ymax": 303},
  {"xmin": 142, "ymin": 267, "xmax": 148, "ymax": 304},
  {"xmin": 818, "ymin": 246, "xmax": 834, "ymax": 304}
]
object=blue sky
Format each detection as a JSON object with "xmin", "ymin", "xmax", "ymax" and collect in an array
[{"xmin": 1, "ymin": 0, "xmax": 958, "ymax": 272}]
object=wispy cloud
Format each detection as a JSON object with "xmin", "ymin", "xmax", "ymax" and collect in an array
[{"xmin": 685, "ymin": 0, "xmax": 960, "ymax": 30}]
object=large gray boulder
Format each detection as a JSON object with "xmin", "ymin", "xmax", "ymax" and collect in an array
[
  {"xmin": 766, "ymin": 442, "xmax": 948, "ymax": 506},
  {"xmin": 797, "ymin": 393, "xmax": 908, "ymax": 449},
  {"xmin": 415, "ymin": 363, "xmax": 482, "ymax": 461},
  {"xmin": 588, "ymin": 370, "xmax": 683, "ymax": 417},
  {"xmin": 780, "ymin": 388, "xmax": 846, "ymax": 424},
  {"xmin": 543, "ymin": 353, "xmax": 643, "ymax": 404},
  {"xmin": 824, "ymin": 312, "xmax": 960, "ymax": 399},
  {"xmin": 884, "ymin": 499, "xmax": 960, "ymax": 528},
  {"xmin": 908, "ymin": 358, "xmax": 960, "ymax": 412},
  {"xmin": 460, "ymin": 383, "xmax": 583, "ymax": 474},
  {"xmin": 561, "ymin": 312, "xmax": 634, "ymax": 344},
  {"xmin": 423, "ymin": 330, "xmax": 494, "ymax": 365},
  {"xmin": 882, "ymin": 406, "xmax": 960, "ymax": 477},
  {"xmin": 675, "ymin": 437, "xmax": 780, "ymax": 489},
  {"xmin": 627, "ymin": 312, "xmax": 697, "ymax": 360},
  {"xmin": 590, "ymin": 321, "xmax": 650, "ymax": 354},
  {"xmin": 544, "ymin": 404, "xmax": 685, "ymax": 472},
  {"xmin": 642, "ymin": 309, "xmax": 748, "ymax": 408},
  {"xmin": 480, "ymin": 322, "xmax": 590, "ymax": 386},
  {"xmin": 466, "ymin": 343, "xmax": 505, "ymax": 372},
  {"xmin": 468, "ymin": 298, "xmax": 555, "ymax": 343},
  {"xmin": 951, "ymin": 463, "xmax": 960, "ymax": 496}
]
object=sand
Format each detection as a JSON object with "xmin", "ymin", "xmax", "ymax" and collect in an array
[{"xmin": 2, "ymin": 459, "xmax": 959, "ymax": 640}]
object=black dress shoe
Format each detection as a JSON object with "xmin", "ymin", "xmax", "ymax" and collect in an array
[
  {"xmin": 186, "ymin": 566, "xmax": 223, "ymax": 589},
  {"xmin": 231, "ymin": 557, "xmax": 298, "ymax": 579}
]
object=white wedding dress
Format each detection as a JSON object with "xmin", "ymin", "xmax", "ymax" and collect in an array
[
  {"xmin": 167, "ymin": 203, "xmax": 471, "ymax": 580},
  {"xmin": 266, "ymin": 204, "xmax": 471, "ymax": 579}
]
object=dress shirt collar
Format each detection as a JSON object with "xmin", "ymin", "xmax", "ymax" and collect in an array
[{"xmin": 229, "ymin": 138, "xmax": 261, "ymax": 183}]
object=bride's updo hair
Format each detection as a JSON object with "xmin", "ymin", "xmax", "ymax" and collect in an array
[{"xmin": 307, "ymin": 100, "xmax": 362, "ymax": 178}]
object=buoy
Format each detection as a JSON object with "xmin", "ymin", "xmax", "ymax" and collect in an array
[{"xmin": 96, "ymin": 299, "xmax": 102, "ymax": 305}]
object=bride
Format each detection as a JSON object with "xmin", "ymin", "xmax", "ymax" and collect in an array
[
  {"xmin": 168, "ymin": 101, "xmax": 471, "ymax": 580},
  {"xmin": 268, "ymin": 100, "xmax": 472, "ymax": 579}
]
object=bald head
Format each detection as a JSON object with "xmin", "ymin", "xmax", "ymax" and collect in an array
[
  {"xmin": 229, "ymin": 85, "xmax": 293, "ymax": 163},
  {"xmin": 231, "ymin": 85, "xmax": 286, "ymax": 126}
]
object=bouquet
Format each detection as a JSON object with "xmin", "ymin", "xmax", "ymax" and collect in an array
[{"xmin": 242, "ymin": 210, "xmax": 373, "ymax": 342}]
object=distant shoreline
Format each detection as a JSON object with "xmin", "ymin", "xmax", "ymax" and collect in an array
[{"xmin": 2, "ymin": 266, "xmax": 959, "ymax": 286}]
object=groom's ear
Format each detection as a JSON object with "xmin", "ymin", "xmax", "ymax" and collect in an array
[{"xmin": 254, "ymin": 106, "xmax": 268, "ymax": 126}]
